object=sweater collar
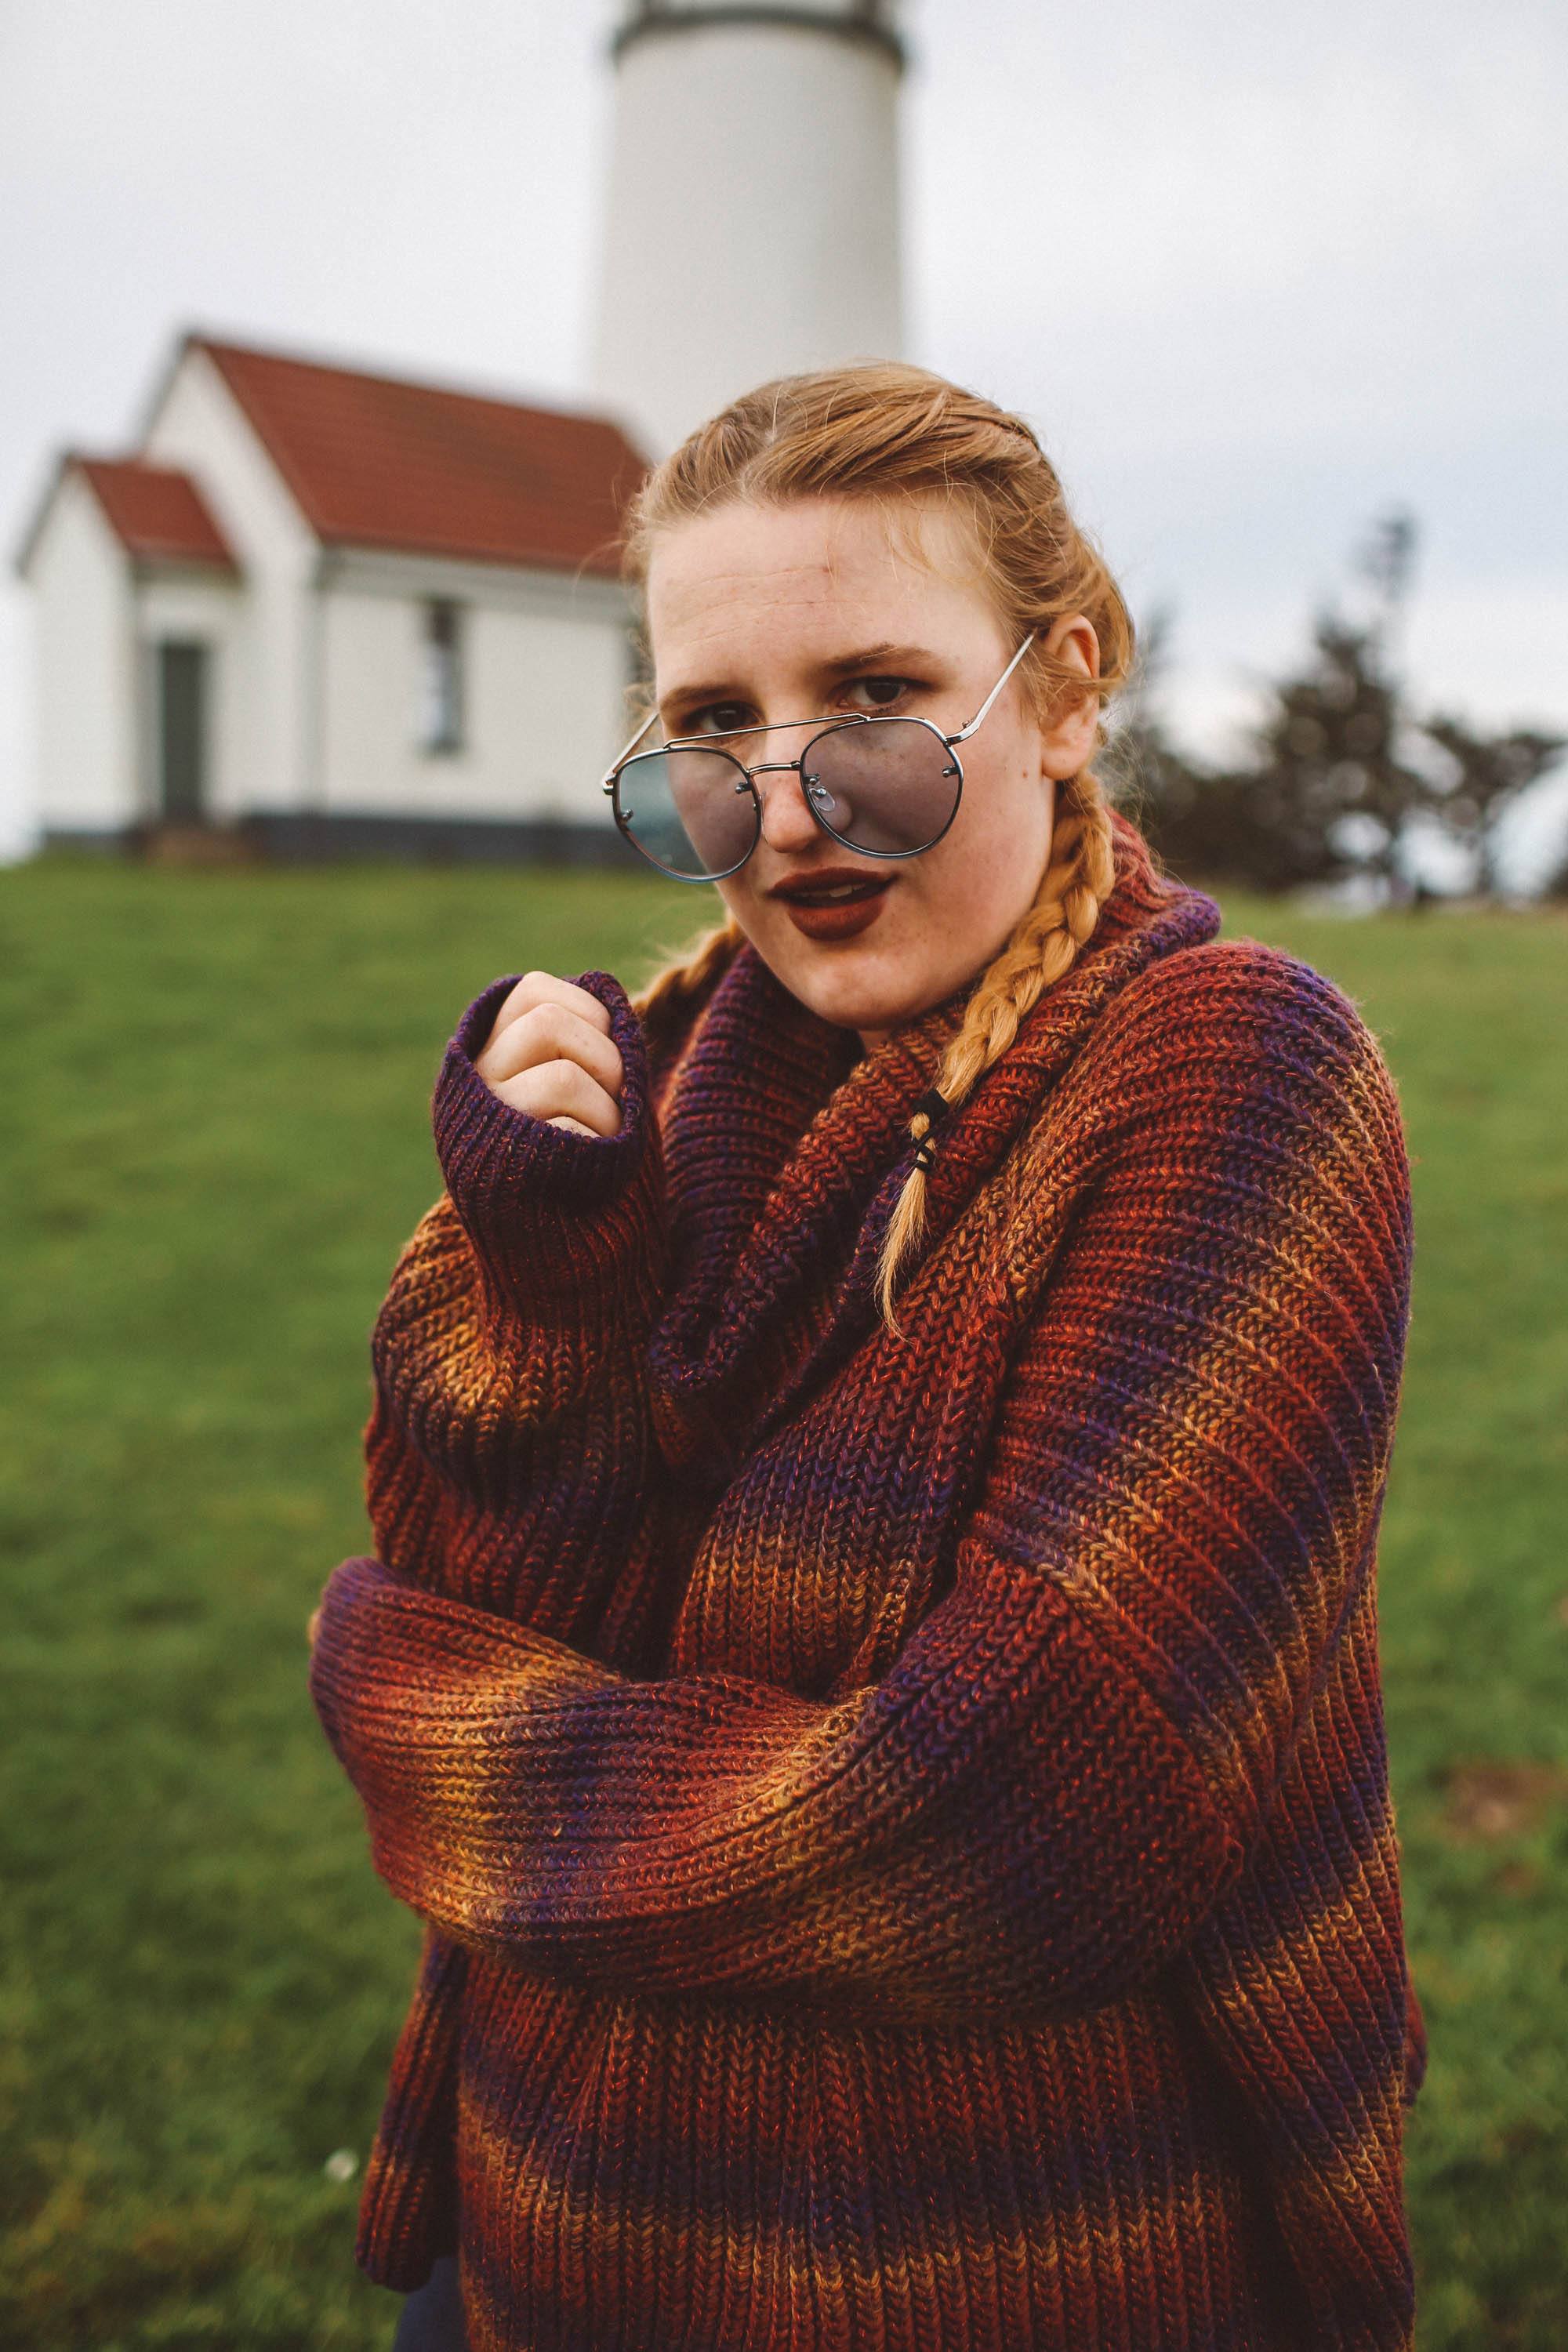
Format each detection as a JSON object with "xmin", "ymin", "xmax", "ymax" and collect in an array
[{"xmin": 647, "ymin": 811, "xmax": 1222, "ymax": 1477}]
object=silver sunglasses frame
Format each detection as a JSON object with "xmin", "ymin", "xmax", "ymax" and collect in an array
[{"xmin": 598, "ymin": 633, "xmax": 1038, "ymax": 883}]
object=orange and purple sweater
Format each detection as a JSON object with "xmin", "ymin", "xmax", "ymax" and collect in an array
[{"xmin": 310, "ymin": 811, "xmax": 1424, "ymax": 2351}]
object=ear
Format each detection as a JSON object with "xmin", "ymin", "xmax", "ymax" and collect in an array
[{"xmin": 1036, "ymin": 613, "xmax": 1101, "ymax": 781}]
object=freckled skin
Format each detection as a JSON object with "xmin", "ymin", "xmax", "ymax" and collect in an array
[
  {"xmin": 645, "ymin": 496, "xmax": 1102, "ymax": 1052},
  {"xmin": 466, "ymin": 495, "xmax": 1106, "ymax": 1142}
]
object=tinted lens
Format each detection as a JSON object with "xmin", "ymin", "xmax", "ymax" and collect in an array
[
  {"xmin": 615, "ymin": 746, "xmax": 758, "ymax": 880},
  {"xmin": 801, "ymin": 720, "xmax": 960, "ymax": 855}
]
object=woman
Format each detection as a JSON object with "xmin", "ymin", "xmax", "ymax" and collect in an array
[{"xmin": 309, "ymin": 364, "xmax": 1425, "ymax": 2352}]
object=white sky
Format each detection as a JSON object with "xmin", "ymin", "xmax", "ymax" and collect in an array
[{"xmin": 3, "ymin": 0, "xmax": 1565, "ymax": 877}]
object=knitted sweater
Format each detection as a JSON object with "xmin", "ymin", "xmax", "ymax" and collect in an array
[{"xmin": 310, "ymin": 810, "xmax": 1424, "ymax": 2352}]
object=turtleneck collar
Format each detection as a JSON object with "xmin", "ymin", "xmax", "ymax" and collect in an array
[{"xmin": 646, "ymin": 811, "xmax": 1222, "ymax": 1480}]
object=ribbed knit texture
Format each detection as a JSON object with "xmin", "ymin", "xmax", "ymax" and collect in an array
[{"xmin": 310, "ymin": 811, "xmax": 1424, "ymax": 2351}]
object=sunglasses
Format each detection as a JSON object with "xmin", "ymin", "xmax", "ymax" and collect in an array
[{"xmin": 599, "ymin": 634, "xmax": 1038, "ymax": 883}]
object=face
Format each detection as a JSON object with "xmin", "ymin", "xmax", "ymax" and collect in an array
[{"xmin": 643, "ymin": 495, "xmax": 1100, "ymax": 1051}]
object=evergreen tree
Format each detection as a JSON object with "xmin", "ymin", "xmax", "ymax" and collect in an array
[
  {"xmin": 1123, "ymin": 611, "xmax": 1428, "ymax": 896},
  {"xmin": 1111, "ymin": 511, "xmax": 1563, "ymax": 902},
  {"xmin": 1240, "ymin": 612, "xmax": 1429, "ymax": 898},
  {"xmin": 1420, "ymin": 715, "xmax": 1565, "ymax": 896}
]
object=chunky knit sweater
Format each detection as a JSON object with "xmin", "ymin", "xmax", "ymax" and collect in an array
[{"xmin": 310, "ymin": 811, "xmax": 1423, "ymax": 2352}]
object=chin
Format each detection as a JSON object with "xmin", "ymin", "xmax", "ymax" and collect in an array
[
  {"xmin": 781, "ymin": 956, "xmax": 926, "ymax": 1040},
  {"xmin": 753, "ymin": 884, "xmax": 1006, "ymax": 1042}
]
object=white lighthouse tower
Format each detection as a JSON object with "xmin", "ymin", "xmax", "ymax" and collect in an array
[{"xmin": 591, "ymin": 1, "xmax": 907, "ymax": 456}]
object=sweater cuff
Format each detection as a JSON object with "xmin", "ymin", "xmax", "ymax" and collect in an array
[{"xmin": 432, "ymin": 970, "xmax": 665, "ymax": 1310}]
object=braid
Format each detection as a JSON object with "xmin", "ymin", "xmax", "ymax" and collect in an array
[{"xmin": 873, "ymin": 771, "xmax": 1117, "ymax": 1338}]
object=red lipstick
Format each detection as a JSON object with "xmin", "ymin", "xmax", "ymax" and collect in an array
[{"xmin": 771, "ymin": 870, "xmax": 893, "ymax": 941}]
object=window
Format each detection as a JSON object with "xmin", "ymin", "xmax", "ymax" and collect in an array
[{"xmin": 419, "ymin": 601, "xmax": 465, "ymax": 754}]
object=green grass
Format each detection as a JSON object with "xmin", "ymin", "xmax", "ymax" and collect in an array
[{"xmin": 2, "ymin": 857, "xmax": 1564, "ymax": 2350}]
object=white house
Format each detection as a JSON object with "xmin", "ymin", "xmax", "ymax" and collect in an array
[
  {"xmin": 16, "ymin": 4, "xmax": 909, "ymax": 864},
  {"xmin": 16, "ymin": 332, "xmax": 650, "ymax": 862}
]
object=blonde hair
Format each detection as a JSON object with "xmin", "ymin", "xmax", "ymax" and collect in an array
[{"xmin": 623, "ymin": 362, "xmax": 1127, "ymax": 1336}]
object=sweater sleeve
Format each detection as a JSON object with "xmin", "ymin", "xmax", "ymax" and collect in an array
[
  {"xmin": 328, "ymin": 967, "xmax": 675, "ymax": 2298},
  {"xmin": 360, "ymin": 967, "xmax": 673, "ymax": 1664},
  {"xmin": 310, "ymin": 956, "xmax": 1414, "ymax": 2024}
]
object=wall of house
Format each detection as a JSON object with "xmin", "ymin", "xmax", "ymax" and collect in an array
[
  {"xmin": 27, "ymin": 470, "xmax": 139, "ymax": 837},
  {"xmin": 315, "ymin": 552, "xmax": 635, "ymax": 841},
  {"xmin": 142, "ymin": 346, "xmax": 317, "ymax": 815}
]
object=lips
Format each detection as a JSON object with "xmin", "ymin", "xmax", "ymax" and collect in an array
[
  {"xmin": 771, "ymin": 866, "xmax": 888, "ymax": 898},
  {"xmin": 776, "ymin": 875, "xmax": 894, "ymax": 942}
]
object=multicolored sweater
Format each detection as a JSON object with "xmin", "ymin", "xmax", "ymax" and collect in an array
[{"xmin": 310, "ymin": 810, "xmax": 1424, "ymax": 2352}]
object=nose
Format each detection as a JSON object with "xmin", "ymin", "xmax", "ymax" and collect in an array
[{"xmin": 755, "ymin": 759, "xmax": 824, "ymax": 855}]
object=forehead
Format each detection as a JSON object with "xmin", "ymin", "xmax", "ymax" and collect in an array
[{"xmin": 644, "ymin": 495, "xmax": 996, "ymax": 676}]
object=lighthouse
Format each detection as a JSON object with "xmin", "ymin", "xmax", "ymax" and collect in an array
[{"xmin": 591, "ymin": 1, "xmax": 907, "ymax": 456}]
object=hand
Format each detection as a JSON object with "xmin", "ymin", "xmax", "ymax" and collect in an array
[{"xmin": 473, "ymin": 972, "xmax": 625, "ymax": 1138}]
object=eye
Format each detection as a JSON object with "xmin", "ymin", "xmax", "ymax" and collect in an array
[
  {"xmin": 842, "ymin": 674, "xmax": 918, "ymax": 713},
  {"xmin": 683, "ymin": 701, "xmax": 754, "ymax": 738}
]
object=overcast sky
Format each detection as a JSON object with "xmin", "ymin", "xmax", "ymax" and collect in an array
[{"xmin": 3, "ymin": 0, "xmax": 1564, "ymax": 876}]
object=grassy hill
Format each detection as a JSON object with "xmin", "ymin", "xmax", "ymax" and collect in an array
[{"xmin": 2, "ymin": 857, "xmax": 1563, "ymax": 2350}]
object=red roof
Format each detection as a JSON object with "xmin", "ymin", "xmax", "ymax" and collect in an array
[
  {"xmin": 75, "ymin": 458, "xmax": 238, "ymax": 572},
  {"xmin": 191, "ymin": 336, "xmax": 648, "ymax": 577}
]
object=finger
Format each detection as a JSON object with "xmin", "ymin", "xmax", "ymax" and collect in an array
[
  {"xmin": 487, "ymin": 1058, "xmax": 623, "ymax": 1137},
  {"xmin": 477, "ymin": 1002, "xmax": 623, "ymax": 1099},
  {"xmin": 485, "ymin": 972, "xmax": 611, "ymax": 1050},
  {"xmin": 307, "ymin": 1605, "xmax": 322, "ymax": 1648}
]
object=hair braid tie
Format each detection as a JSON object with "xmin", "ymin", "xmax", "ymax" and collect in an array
[{"xmin": 907, "ymin": 1085, "xmax": 951, "ymax": 1175}]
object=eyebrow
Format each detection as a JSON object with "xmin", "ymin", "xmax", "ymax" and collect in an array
[{"xmin": 659, "ymin": 644, "xmax": 941, "ymax": 718}]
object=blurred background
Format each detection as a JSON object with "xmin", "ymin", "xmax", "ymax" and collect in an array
[{"xmin": 2, "ymin": 3, "xmax": 1565, "ymax": 2346}]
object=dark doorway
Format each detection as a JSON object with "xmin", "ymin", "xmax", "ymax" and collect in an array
[{"xmin": 157, "ymin": 641, "xmax": 209, "ymax": 822}]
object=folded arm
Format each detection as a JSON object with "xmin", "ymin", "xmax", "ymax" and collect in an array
[
  {"xmin": 311, "ymin": 952, "xmax": 1414, "ymax": 2022},
  {"xmin": 358, "ymin": 967, "xmax": 673, "ymax": 1661}
]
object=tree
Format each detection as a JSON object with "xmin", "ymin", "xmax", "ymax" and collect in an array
[
  {"xmin": 1419, "ymin": 716, "xmax": 1566, "ymax": 897},
  {"xmin": 1243, "ymin": 612, "xmax": 1431, "ymax": 898},
  {"xmin": 1356, "ymin": 507, "xmax": 1418, "ymax": 646},
  {"xmin": 1129, "ymin": 611, "xmax": 1432, "ymax": 898},
  {"xmin": 1109, "ymin": 510, "xmax": 1564, "ymax": 902},
  {"xmin": 1103, "ymin": 604, "xmax": 1402, "ymax": 895},
  {"xmin": 1130, "ymin": 750, "xmax": 1348, "ymax": 896}
]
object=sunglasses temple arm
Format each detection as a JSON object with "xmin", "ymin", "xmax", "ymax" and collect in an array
[
  {"xmin": 948, "ymin": 632, "xmax": 1039, "ymax": 746},
  {"xmin": 601, "ymin": 703, "xmax": 661, "ymax": 787}
]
